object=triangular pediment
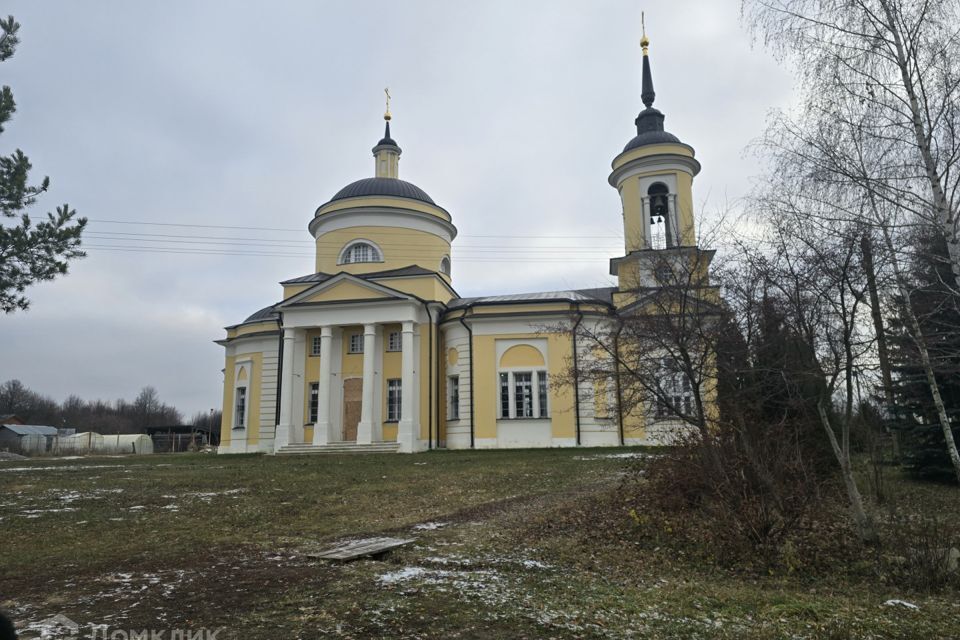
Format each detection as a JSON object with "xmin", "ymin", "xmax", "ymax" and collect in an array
[{"xmin": 276, "ymin": 272, "xmax": 413, "ymax": 308}]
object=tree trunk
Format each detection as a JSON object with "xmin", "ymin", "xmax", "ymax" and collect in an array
[
  {"xmin": 880, "ymin": 0, "xmax": 960, "ymax": 291},
  {"xmin": 817, "ymin": 402, "xmax": 879, "ymax": 543},
  {"xmin": 861, "ymin": 234, "xmax": 900, "ymax": 459}
]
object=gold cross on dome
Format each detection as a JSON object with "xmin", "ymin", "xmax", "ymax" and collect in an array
[{"xmin": 384, "ymin": 87, "xmax": 392, "ymax": 120}]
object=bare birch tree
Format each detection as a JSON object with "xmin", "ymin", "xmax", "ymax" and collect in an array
[{"xmin": 744, "ymin": 0, "xmax": 960, "ymax": 483}]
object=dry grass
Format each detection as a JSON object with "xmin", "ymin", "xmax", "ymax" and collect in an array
[{"xmin": 1, "ymin": 449, "xmax": 958, "ymax": 639}]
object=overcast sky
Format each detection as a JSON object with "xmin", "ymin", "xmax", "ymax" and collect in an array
[{"xmin": 1, "ymin": 1, "xmax": 795, "ymax": 417}]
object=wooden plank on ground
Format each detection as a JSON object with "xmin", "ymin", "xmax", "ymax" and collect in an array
[{"xmin": 310, "ymin": 537, "xmax": 415, "ymax": 561}]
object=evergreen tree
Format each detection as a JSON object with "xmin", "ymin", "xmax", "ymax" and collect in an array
[
  {"xmin": 0, "ymin": 15, "xmax": 85, "ymax": 313},
  {"xmin": 889, "ymin": 226, "xmax": 960, "ymax": 481}
]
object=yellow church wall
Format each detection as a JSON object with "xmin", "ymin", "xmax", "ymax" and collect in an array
[
  {"xmin": 500, "ymin": 344, "xmax": 545, "ymax": 368},
  {"xmin": 620, "ymin": 176, "xmax": 644, "ymax": 251},
  {"xmin": 245, "ymin": 353, "xmax": 263, "ymax": 444},
  {"xmin": 227, "ymin": 320, "xmax": 279, "ymax": 340},
  {"xmin": 304, "ymin": 280, "xmax": 392, "ymax": 303},
  {"xmin": 468, "ymin": 332, "xmax": 576, "ymax": 442},
  {"xmin": 472, "ymin": 335, "xmax": 497, "ymax": 441},
  {"xmin": 612, "ymin": 142, "xmax": 695, "ymax": 171},
  {"xmin": 545, "ymin": 333, "xmax": 575, "ymax": 440},
  {"xmin": 315, "ymin": 226, "xmax": 450, "ymax": 276},
  {"xmin": 219, "ymin": 354, "xmax": 264, "ymax": 445},
  {"xmin": 282, "ymin": 284, "xmax": 311, "ymax": 299},
  {"xmin": 676, "ymin": 172, "xmax": 696, "ymax": 246},
  {"xmin": 381, "ymin": 323, "xmax": 402, "ymax": 441},
  {"xmin": 219, "ymin": 355, "xmax": 236, "ymax": 445},
  {"xmin": 341, "ymin": 327, "xmax": 364, "ymax": 377},
  {"xmin": 302, "ymin": 329, "xmax": 322, "ymax": 431},
  {"xmin": 368, "ymin": 276, "xmax": 455, "ymax": 304}
]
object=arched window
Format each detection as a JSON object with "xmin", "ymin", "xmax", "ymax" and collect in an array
[
  {"xmin": 339, "ymin": 240, "xmax": 382, "ymax": 264},
  {"xmin": 439, "ymin": 256, "xmax": 451, "ymax": 276},
  {"xmin": 647, "ymin": 182, "xmax": 671, "ymax": 249}
]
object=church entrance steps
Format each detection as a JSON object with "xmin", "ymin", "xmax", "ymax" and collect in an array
[{"xmin": 275, "ymin": 441, "xmax": 401, "ymax": 455}]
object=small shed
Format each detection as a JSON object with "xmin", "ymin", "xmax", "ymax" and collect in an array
[{"xmin": 0, "ymin": 424, "xmax": 59, "ymax": 454}]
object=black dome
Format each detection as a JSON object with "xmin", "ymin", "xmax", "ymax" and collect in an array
[
  {"xmin": 329, "ymin": 177, "xmax": 436, "ymax": 205},
  {"xmin": 623, "ymin": 129, "xmax": 682, "ymax": 152}
]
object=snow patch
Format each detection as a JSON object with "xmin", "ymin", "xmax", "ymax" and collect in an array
[{"xmin": 883, "ymin": 599, "xmax": 919, "ymax": 610}]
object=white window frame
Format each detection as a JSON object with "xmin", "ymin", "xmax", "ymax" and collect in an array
[
  {"xmin": 338, "ymin": 239, "xmax": 384, "ymax": 265},
  {"xmin": 387, "ymin": 379, "xmax": 402, "ymax": 422},
  {"xmin": 655, "ymin": 357, "xmax": 695, "ymax": 420},
  {"xmin": 387, "ymin": 331, "xmax": 402, "ymax": 352},
  {"xmin": 348, "ymin": 333, "xmax": 364, "ymax": 354},
  {"xmin": 234, "ymin": 386, "xmax": 247, "ymax": 429},
  {"xmin": 311, "ymin": 335, "xmax": 322, "ymax": 356},
  {"xmin": 497, "ymin": 369, "xmax": 549, "ymax": 419},
  {"xmin": 309, "ymin": 382, "xmax": 319, "ymax": 424},
  {"xmin": 447, "ymin": 375, "xmax": 460, "ymax": 420},
  {"xmin": 439, "ymin": 255, "xmax": 451, "ymax": 276}
]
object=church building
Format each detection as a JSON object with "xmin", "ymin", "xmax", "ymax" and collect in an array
[{"xmin": 216, "ymin": 33, "xmax": 713, "ymax": 454}]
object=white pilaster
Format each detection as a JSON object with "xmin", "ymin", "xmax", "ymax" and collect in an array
[
  {"xmin": 312, "ymin": 326, "xmax": 333, "ymax": 446},
  {"xmin": 291, "ymin": 330, "xmax": 307, "ymax": 444},
  {"xmin": 275, "ymin": 328, "xmax": 295, "ymax": 450},
  {"xmin": 397, "ymin": 321, "xmax": 419, "ymax": 452},
  {"xmin": 355, "ymin": 323, "xmax": 378, "ymax": 444}
]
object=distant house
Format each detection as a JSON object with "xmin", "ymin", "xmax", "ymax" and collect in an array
[
  {"xmin": 0, "ymin": 424, "xmax": 58, "ymax": 454},
  {"xmin": 0, "ymin": 414, "xmax": 25, "ymax": 425}
]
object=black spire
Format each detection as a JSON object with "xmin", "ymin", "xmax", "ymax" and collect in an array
[
  {"xmin": 634, "ymin": 34, "xmax": 666, "ymax": 137},
  {"xmin": 641, "ymin": 49, "xmax": 655, "ymax": 107},
  {"xmin": 378, "ymin": 120, "xmax": 397, "ymax": 147}
]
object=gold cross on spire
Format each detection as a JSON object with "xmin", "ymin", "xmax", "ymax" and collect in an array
[
  {"xmin": 640, "ymin": 11, "xmax": 649, "ymax": 54},
  {"xmin": 384, "ymin": 87, "xmax": 392, "ymax": 121}
]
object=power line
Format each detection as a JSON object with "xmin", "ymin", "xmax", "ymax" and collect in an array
[
  {"xmin": 83, "ymin": 245, "xmax": 610, "ymax": 263},
  {"xmin": 87, "ymin": 218, "xmax": 623, "ymax": 240}
]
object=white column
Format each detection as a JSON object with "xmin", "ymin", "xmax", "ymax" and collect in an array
[
  {"xmin": 312, "ymin": 326, "xmax": 333, "ymax": 446},
  {"xmin": 532, "ymin": 371, "xmax": 541, "ymax": 419},
  {"xmin": 397, "ymin": 321, "xmax": 419, "ymax": 453},
  {"xmin": 291, "ymin": 331, "xmax": 307, "ymax": 444},
  {"xmin": 275, "ymin": 328, "xmax": 295, "ymax": 450},
  {"xmin": 355, "ymin": 323, "xmax": 378, "ymax": 444}
]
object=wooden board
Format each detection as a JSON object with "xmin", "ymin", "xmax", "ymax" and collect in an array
[
  {"xmin": 310, "ymin": 537, "xmax": 415, "ymax": 561},
  {"xmin": 342, "ymin": 378, "xmax": 361, "ymax": 441}
]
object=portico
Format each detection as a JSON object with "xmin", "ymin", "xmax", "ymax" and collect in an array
[{"xmin": 272, "ymin": 280, "xmax": 432, "ymax": 454}]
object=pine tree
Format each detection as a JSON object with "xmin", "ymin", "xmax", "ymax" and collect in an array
[
  {"xmin": 0, "ymin": 15, "xmax": 85, "ymax": 313},
  {"xmin": 889, "ymin": 226, "xmax": 960, "ymax": 482}
]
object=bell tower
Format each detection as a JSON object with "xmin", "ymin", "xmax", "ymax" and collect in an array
[{"xmin": 608, "ymin": 22, "xmax": 712, "ymax": 304}]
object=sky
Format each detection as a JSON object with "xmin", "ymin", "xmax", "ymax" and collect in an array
[{"xmin": 0, "ymin": 0, "xmax": 795, "ymax": 417}]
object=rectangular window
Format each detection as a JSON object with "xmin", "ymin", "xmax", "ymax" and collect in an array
[
  {"xmin": 309, "ymin": 383, "xmax": 319, "ymax": 423},
  {"xmin": 387, "ymin": 331, "xmax": 402, "ymax": 352},
  {"xmin": 499, "ymin": 373, "xmax": 510, "ymax": 419},
  {"xmin": 234, "ymin": 387, "xmax": 247, "ymax": 428},
  {"xmin": 448, "ymin": 376, "xmax": 460, "ymax": 420},
  {"xmin": 514, "ymin": 372, "xmax": 533, "ymax": 418},
  {"xmin": 311, "ymin": 336, "xmax": 322, "ymax": 356},
  {"xmin": 655, "ymin": 362, "xmax": 695, "ymax": 419},
  {"xmin": 387, "ymin": 379, "xmax": 402, "ymax": 422},
  {"xmin": 349, "ymin": 333, "xmax": 364, "ymax": 354},
  {"xmin": 538, "ymin": 372, "xmax": 548, "ymax": 418}
]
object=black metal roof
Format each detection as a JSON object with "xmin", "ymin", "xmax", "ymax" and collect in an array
[
  {"xmin": 328, "ymin": 177, "xmax": 436, "ymax": 205},
  {"xmin": 623, "ymin": 129, "xmax": 682, "ymax": 151},
  {"xmin": 447, "ymin": 287, "xmax": 616, "ymax": 310},
  {"xmin": 242, "ymin": 305, "xmax": 281, "ymax": 323}
]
